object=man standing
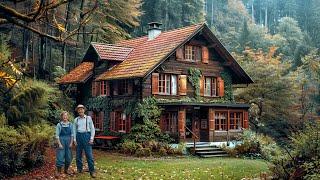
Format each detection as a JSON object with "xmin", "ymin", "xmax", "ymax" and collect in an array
[{"xmin": 74, "ymin": 104, "xmax": 96, "ymax": 178}]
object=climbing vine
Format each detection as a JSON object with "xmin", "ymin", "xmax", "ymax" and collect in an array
[
  {"xmin": 188, "ymin": 68, "xmax": 202, "ymax": 97},
  {"xmin": 220, "ymin": 70, "xmax": 234, "ymax": 102},
  {"xmin": 85, "ymin": 96, "xmax": 139, "ymax": 134}
]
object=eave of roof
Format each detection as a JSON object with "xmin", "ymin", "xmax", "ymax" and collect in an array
[
  {"xmin": 157, "ymin": 101, "xmax": 250, "ymax": 108},
  {"xmin": 91, "ymin": 42, "xmax": 133, "ymax": 61},
  {"xmin": 58, "ymin": 62, "xmax": 94, "ymax": 84}
]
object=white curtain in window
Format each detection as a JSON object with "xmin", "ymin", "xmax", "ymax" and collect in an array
[{"xmin": 171, "ymin": 75, "xmax": 177, "ymax": 95}]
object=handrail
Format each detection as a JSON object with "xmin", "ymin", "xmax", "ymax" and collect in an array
[
  {"xmin": 184, "ymin": 125, "xmax": 199, "ymax": 155},
  {"xmin": 185, "ymin": 125, "xmax": 199, "ymax": 140}
]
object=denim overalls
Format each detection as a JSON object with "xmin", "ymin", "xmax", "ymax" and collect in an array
[
  {"xmin": 75, "ymin": 117, "xmax": 95, "ymax": 173},
  {"xmin": 56, "ymin": 122, "xmax": 73, "ymax": 168}
]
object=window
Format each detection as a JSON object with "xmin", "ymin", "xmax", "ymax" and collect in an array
[
  {"xmin": 204, "ymin": 77, "xmax": 217, "ymax": 97},
  {"xmin": 215, "ymin": 112, "xmax": 227, "ymax": 130},
  {"xmin": 214, "ymin": 111, "xmax": 244, "ymax": 131},
  {"xmin": 159, "ymin": 74, "xmax": 166, "ymax": 94},
  {"xmin": 100, "ymin": 81, "xmax": 109, "ymax": 96},
  {"xmin": 158, "ymin": 74, "xmax": 178, "ymax": 95},
  {"xmin": 118, "ymin": 113, "xmax": 126, "ymax": 132},
  {"xmin": 91, "ymin": 112, "xmax": 103, "ymax": 131},
  {"xmin": 118, "ymin": 80, "xmax": 131, "ymax": 95},
  {"xmin": 230, "ymin": 112, "xmax": 242, "ymax": 130},
  {"xmin": 163, "ymin": 112, "xmax": 178, "ymax": 133},
  {"xmin": 184, "ymin": 45, "xmax": 201, "ymax": 62}
]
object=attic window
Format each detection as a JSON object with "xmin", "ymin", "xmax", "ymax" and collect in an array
[{"xmin": 184, "ymin": 45, "xmax": 201, "ymax": 62}]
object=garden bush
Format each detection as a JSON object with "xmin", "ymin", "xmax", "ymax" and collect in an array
[
  {"xmin": 120, "ymin": 140, "xmax": 139, "ymax": 155},
  {"xmin": 0, "ymin": 123, "xmax": 54, "ymax": 178},
  {"xmin": 225, "ymin": 130, "xmax": 282, "ymax": 160},
  {"xmin": 270, "ymin": 122, "xmax": 320, "ymax": 179}
]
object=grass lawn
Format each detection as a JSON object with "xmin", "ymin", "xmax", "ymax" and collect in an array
[{"xmin": 76, "ymin": 150, "xmax": 270, "ymax": 180}]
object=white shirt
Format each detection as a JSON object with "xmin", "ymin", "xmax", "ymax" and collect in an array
[{"xmin": 73, "ymin": 115, "xmax": 95, "ymax": 141}]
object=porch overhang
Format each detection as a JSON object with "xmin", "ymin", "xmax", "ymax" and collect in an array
[{"xmin": 157, "ymin": 101, "xmax": 250, "ymax": 109}]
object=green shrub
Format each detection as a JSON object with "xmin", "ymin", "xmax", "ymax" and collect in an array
[
  {"xmin": 135, "ymin": 147, "xmax": 152, "ymax": 157},
  {"xmin": 270, "ymin": 122, "xmax": 320, "ymax": 179},
  {"xmin": 121, "ymin": 140, "xmax": 139, "ymax": 154},
  {"xmin": 231, "ymin": 130, "xmax": 282, "ymax": 160},
  {"xmin": 0, "ymin": 123, "xmax": 54, "ymax": 178},
  {"xmin": 159, "ymin": 147, "xmax": 167, "ymax": 156}
]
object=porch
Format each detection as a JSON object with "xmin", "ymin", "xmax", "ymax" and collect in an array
[{"xmin": 158, "ymin": 102, "xmax": 250, "ymax": 142}]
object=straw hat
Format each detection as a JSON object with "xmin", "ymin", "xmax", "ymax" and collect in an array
[{"xmin": 75, "ymin": 104, "xmax": 86, "ymax": 111}]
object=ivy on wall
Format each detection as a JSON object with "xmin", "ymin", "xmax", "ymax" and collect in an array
[
  {"xmin": 220, "ymin": 69, "xmax": 234, "ymax": 102},
  {"xmin": 85, "ymin": 96, "xmax": 139, "ymax": 134},
  {"xmin": 188, "ymin": 68, "xmax": 202, "ymax": 98}
]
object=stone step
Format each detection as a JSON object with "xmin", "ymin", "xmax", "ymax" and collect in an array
[
  {"xmin": 196, "ymin": 150, "xmax": 227, "ymax": 155},
  {"xmin": 186, "ymin": 144, "xmax": 217, "ymax": 148},
  {"xmin": 200, "ymin": 154, "xmax": 229, "ymax": 158},
  {"xmin": 194, "ymin": 147, "xmax": 222, "ymax": 151}
]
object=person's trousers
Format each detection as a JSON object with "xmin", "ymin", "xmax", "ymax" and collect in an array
[
  {"xmin": 56, "ymin": 136, "xmax": 72, "ymax": 168},
  {"xmin": 76, "ymin": 132, "xmax": 95, "ymax": 172}
]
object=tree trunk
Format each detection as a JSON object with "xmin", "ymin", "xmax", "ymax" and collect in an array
[
  {"xmin": 265, "ymin": 6, "xmax": 268, "ymax": 28},
  {"xmin": 38, "ymin": 35, "xmax": 45, "ymax": 79},
  {"xmin": 62, "ymin": 0, "xmax": 72, "ymax": 70},
  {"xmin": 251, "ymin": 0, "xmax": 255, "ymax": 22},
  {"xmin": 211, "ymin": 0, "xmax": 214, "ymax": 27}
]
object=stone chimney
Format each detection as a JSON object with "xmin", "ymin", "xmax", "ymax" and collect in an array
[{"xmin": 147, "ymin": 22, "xmax": 162, "ymax": 40}]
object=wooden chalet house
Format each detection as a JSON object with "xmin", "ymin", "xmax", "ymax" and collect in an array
[{"xmin": 59, "ymin": 22, "xmax": 253, "ymax": 142}]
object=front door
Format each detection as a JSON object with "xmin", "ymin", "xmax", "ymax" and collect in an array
[{"xmin": 199, "ymin": 108, "xmax": 209, "ymax": 142}]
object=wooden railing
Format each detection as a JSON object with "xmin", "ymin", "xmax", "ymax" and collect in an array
[{"xmin": 185, "ymin": 125, "xmax": 199, "ymax": 155}]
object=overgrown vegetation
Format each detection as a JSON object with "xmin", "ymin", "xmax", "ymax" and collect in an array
[
  {"xmin": 224, "ymin": 130, "xmax": 283, "ymax": 161},
  {"xmin": 120, "ymin": 97, "xmax": 180, "ymax": 156},
  {"xmin": 187, "ymin": 68, "xmax": 202, "ymax": 97},
  {"xmin": 0, "ymin": 123, "xmax": 54, "ymax": 178},
  {"xmin": 270, "ymin": 122, "xmax": 320, "ymax": 179}
]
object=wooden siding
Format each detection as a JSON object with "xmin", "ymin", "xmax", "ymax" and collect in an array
[{"xmin": 142, "ymin": 50, "xmax": 224, "ymax": 100}]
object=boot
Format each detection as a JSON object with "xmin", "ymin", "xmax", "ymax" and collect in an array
[
  {"xmin": 55, "ymin": 167, "xmax": 62, "ymax": 178},
  {"xmin": 90, "ymin": 171, "xmax": 97, "ymax": 178},
  {"xmin": 64, "ymin": 166, "xmax": 71, "ymax": 175}
]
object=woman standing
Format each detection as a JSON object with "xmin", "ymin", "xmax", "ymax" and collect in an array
[{"xmin": 55, "ymin": 111, "xmax": 73, "ymax": 177}]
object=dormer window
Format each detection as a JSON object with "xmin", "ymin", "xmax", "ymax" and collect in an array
[{"xmin": 184, "ymin": 45, "xmax": 201, "ymax": 62}]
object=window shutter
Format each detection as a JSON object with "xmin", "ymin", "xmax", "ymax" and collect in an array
[
  {"xmin": 178, "ymin": 75, "xmax": 187, "ymax": 95},
  {"xmin": 99, "ymin": 111, "xmax": 104, "ymax": 131},
  {"xmin": 106, "ymin": 81, "xmax": 110, "ymax": 96},
  {"xmin": 196, "ymin": 46, "xmax": 202, "ymax": 62},
  {"xmin": 176, "ymin": 46, "xmax": 184, "ymax": 60},
  {"xmin": 91, "ymin": 82, "xmax": 96, "ymax": 97},
  {"xmin": 110, "ymin": 111, "xmax": 116, "ymax": 131},
  {"xmin": 113, "ymin": 81, "xmax": 118, "ymax": 95},
  {"xmin": 217, "ymin": 77, "xmax": 224, "ymax": 97},
  {"xmin": 243, "ymin": 111, "xmax": 249, "ymax": 129},
  {"xmin": 128, "ymin": 81, "xmax": 133, "ymax": 95},
  {"xmin": 96, "ymin": 81, "xmax": 100, "ymax": 96},
  {"xmin": 152, "ymin": 73, "xmax": 159, "ymax": 95},
  {"xmin": 126, "ymin": 115, "xmax": 131, "ymax": 133},
  {"xmin": 208, "ymin": 108, "xmax": 215, "ymax": 131},
  {"xmin": 178, "ymin": 108, "xmax": 186, "ymax": 139},
  {"xmin": 199, "ymin": 75, "xmax": 204, "ymax": 96},
  {"xmin": 202, "ymin": 46, "xmax": 209, "ymax": 64},
  {"xmin": 159, "ymin": 114, "xmax": 165, "ymax": 132}
]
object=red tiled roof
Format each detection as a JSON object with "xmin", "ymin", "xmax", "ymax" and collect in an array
[
  {"xmin": 96, "ymin": 23, "xmax": 203, "ymax": 80},
  {"xmin": 91, "ymin": 43, "xmax": 133, "ymax": 61},
  {"xmin": 58, "ymin": 62, "xmax": 94, "ymax": 84}
]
